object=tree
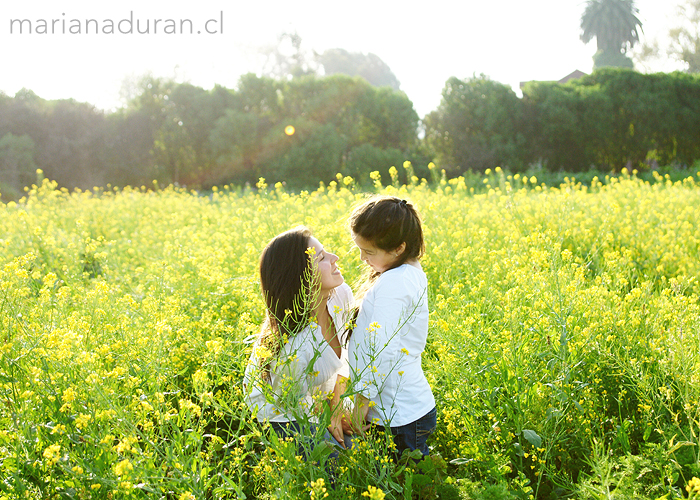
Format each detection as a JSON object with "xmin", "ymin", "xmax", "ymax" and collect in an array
[
  {"xmin": 667, "ymin": 0, "xmax": 700, "ymax": 72},
  {"xmin": 316, "ymin": 49, "xmax": 401, "ymax": 90},
  {"xmin": 581, "ymin": 0, "xmax": 643, "ymax": 69},
  {"xmin": 423, "ymin": 75, "xmax": 527, "ymax": 173},
  {"xmin": 206, "ymin": 73, "xmax": 418, "ymax": 187},
  {"xmin": 41, "ymin": 100, "xmax": 108, "ymax": 189},
  {"xmin": 637, "ymin": 0, "xmax": 700, "ymax": 73},
  {"xmin": 259, "ymin": 31, "xmax": 318, "ymax": 80},
  {"xmin": 0, "ymin": 133, "xmax": 37, "ymax": 197}
]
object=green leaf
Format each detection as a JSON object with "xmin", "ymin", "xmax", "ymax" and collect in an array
[
  {"xmin": 309, "ymin": 440, "xmax": 335, "ymax": 462},
  {"xmin": 523, "ymin": 429, "xmax": 542, "ymax": 448}
]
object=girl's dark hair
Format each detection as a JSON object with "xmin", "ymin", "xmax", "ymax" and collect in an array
[
  {"xmin": 258, "ymin": 226, "xmax": 314, "ymax": 380},
  {"xmin": 349, "ymin": 196, "xmax": 425, "ymax": 271}
]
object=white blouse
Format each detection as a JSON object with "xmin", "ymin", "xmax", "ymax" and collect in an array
[
  {"xmin": 244, "ymin": 283, "xmax": 354, "ymax": 422},
  {"xmin": 348, "ymin": 264, "xmax": 435, "ymax": 427}
]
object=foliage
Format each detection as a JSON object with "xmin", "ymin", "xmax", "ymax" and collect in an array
[
  {"xmin": 592, "ymin": 49, "xmax": 634, "ymax": 69},
  {"xmin": 668, "ymin": 0, "xmax": 700, "ymax": 73},
  {"xmin": 423, "ymin": 75, "xmax": 527, "ymax": 175},
  {"xmin": 0, "ymin": 133, "xmax": 37, "ymax": 199},
  {"xmin": 1, "ymin": 169, "xmax": 700, "ymax": 499},
  {"xmin": 580, "ymin": 0, "xmax": 642, "ymax": 69},
  {"xmin": 3, "ymin": 70, "xmax": 700, "ymax": 196},
  {"xmin": 425, "ymin": 69, "xmax": 700, "ymax": 173},
  {"xmin": 521, "ymin": 68, "xmax": 700, "ymax": 171},
  {"xmin": 0, "ymin": 74, "xmax": 418, "ymax": 196},
  {"xmin": 635, "ymin": 0, "xmax": 700, "ymax": 74}
]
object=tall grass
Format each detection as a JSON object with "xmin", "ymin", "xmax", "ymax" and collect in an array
[{"xmin": 1, "ymin": 166, "xmax": 699, "ymax": 499}]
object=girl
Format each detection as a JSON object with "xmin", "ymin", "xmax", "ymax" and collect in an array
[
  {"xmin": 347, "ymin": 196, "xmax": 436, "ymax": 457},
  {"xmin": 243, "ymin": 226, "xmax": 353, "ymax": 450}
]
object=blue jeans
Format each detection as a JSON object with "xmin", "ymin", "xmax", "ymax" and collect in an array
[{"xmin": 378, "ymin": 406, "xmax": 437, "ymax": 459}]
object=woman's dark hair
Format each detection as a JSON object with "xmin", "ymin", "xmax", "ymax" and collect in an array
[
  {"xmin": 349, "ymin": 196, "xmax": 425, "ymax": 271},
  {"xmin": 258, "ymin": 226, "xmax": 314, "ymax": 380}
]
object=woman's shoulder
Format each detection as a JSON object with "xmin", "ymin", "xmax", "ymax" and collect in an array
[{"xmin": 331, "ymin": 282, "xmax": 354, "ymax": 306}]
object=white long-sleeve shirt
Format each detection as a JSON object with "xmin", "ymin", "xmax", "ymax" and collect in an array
[
  {"xmin": 244, "ymin": 283, "xmax": 353, "ymax": 422},
  {"xmin": 348, "ymin": 264, "xmax": 435, "ymax": 427}
]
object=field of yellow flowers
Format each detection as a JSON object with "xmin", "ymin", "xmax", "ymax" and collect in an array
[{"xmin": 1, "ymin": 165, "xmax": 699, "ymax": 499}]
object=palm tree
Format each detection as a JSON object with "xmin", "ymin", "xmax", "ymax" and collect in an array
[{"xmin": 581, "ymin": 0, "xmax": 643, "ymax": 69}]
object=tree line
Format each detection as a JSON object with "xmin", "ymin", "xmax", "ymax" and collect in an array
[
  {"xmin": 425, "ymin": 69, "xmax": 700, "ymax": 174},
  {"xmin": 1, "ymin": 68, "xmax": 699, "ymax": 199},
  {"xmin": 0, "ymin": 74, "xmax": 426, "ymax": 198}
]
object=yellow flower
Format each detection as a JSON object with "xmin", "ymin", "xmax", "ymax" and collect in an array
[
  {"xmin": 42, "ymin": 444, "xmax": 61, "ymax": 466},
  {"xmin": 62, "ymin": 387, "xmax": 77, "ymax": 403},
  {"xmin": 254, "ymin": 345, "xmax": 272, "ymax": 359},
  {"xmin": 115, "ymin": 459, "xmax": 134, "ymax": 477},
  {"xmin": 75, "ymin": 414, "xmax": 91, "ymax": 430},
  {"xmin": 362, "ymin": 485, "xmax": 386, "ymax": 500},
  {"xmin": 309, "ymin": 478, "xmax": 328, "ymax": 499},
  {"xmin": 687, "ymin": 477, "xmax": 700, "ymax": 494},
  {"xmin": 401, "ymin": 348, "xmax": 409, "ymax": 355}
]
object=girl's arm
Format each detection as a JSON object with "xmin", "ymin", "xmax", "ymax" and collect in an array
[{"xmin": 353, "ymin": 280, "xmax": 412, "ymax": 400}]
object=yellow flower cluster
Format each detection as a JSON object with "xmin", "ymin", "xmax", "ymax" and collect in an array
[
  {"xmin": 1, "ymin": 170, "xmax": 699, "ymax": 496},
  {"xmin": 308, "ymin": 477, "xmax": 329, "ymax": 499},
  {"xmin": 361, "ymin": 485, "xmax": 386, "ymax": 500}
]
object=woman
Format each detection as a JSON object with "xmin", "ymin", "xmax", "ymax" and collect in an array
[{"xmin": 243, "ymin": 226, "xmax": 353, "ymax": 450}]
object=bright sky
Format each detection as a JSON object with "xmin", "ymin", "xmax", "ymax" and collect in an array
[{"xmin": 1, "ymin": 0, "xmax": 685, "ymax": 118}]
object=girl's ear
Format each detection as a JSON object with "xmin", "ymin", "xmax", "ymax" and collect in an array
[{"xmin": 395, "ymin": 242, "xmax": 407, "ymax": 257}]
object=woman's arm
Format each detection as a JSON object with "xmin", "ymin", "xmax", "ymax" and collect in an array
[{"xmin": 327, "ymin": 375, "xmax": 350, "ymax": 445}]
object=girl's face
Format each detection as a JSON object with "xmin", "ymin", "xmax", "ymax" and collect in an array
[
  {"xmin": 307, "ymin": 237, "xmax": 344, "ymax": 293},
  {"xmin": 352, "ymin": 233, "xmax": 403, "ymax": 273}
]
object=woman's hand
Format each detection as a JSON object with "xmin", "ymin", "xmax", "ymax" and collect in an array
[
  {"xmin": 328, "ymin": 412, "xmax": 346, "ymax": 448},
  {"xmin": 341, "ymin": 411, "xmax": 354, "ymax": 435},
  {"xmin": 327, "ymin": 374, "xmax": 350, "ymax": 446}
]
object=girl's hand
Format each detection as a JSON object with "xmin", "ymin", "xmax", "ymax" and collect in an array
[{"xmin": 350, "ymin": 394, "xmax": 372, "ymax": 435}]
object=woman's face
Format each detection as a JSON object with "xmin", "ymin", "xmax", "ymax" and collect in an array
[{"xmin": 307, "ymin": 236, "xmax": 344, "ymax": 293}]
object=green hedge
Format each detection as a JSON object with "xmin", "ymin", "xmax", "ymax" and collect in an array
[{"xmin": 426, "ymin": 69, "xmax": 700, "ymax": 173}]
